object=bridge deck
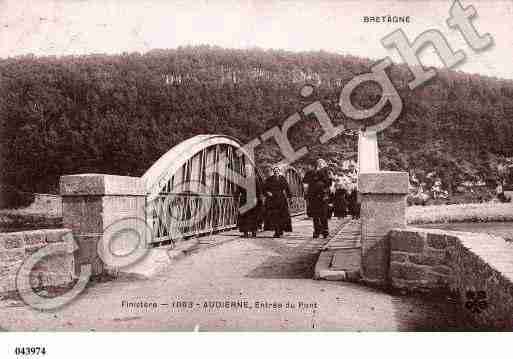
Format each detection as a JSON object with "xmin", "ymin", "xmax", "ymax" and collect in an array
[
  {"xmin": 193, "ymin": 216, "xmax": 347, "ymax": 254},
  {"xmin": 0, "ymin": 217, "xmax": 469, "ymax": 331}
]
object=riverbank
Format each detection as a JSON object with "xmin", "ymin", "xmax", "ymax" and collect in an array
[{"xmin": 418, "ymin": 221, "xmax": 513, "ymax": 241}]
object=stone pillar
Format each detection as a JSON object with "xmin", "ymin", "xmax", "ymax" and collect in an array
[
  {"xmin": 60, "ymin": 174, "xmax": 146, "ymax": 276},
  {"xmin": 358, "ymin": 171, "xmax": 408, "ymax": 286}
]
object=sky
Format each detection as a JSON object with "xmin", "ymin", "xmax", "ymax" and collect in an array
[{"xmin": 1, "ymin": 0, "xmax": 513, "ymax": 79}]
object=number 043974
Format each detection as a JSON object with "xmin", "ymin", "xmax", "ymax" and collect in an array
[{"xmin": 14, "ymin": 347, "xmax": 47, "ymax": 356}]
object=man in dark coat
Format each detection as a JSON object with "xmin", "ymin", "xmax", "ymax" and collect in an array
[
  {"xmin": 263, "ymin": 166, "xmax": 292, "ymax": 238},
  {"xmin": 309, "ymin": 159, "xmax": 332, "ymax": 238}
]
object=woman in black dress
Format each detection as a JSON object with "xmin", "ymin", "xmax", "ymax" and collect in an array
[
  {"xmin": 333, "ymin": 176, "xmax": 349, "ymax": 218},
  {"xmin": 234, "ymin": 164, "xmax": 263, "ymax": 237},
  {"xmin": 263, "ymin": 166, "xmax": 292, "ymax": 238},
  {"xmin": 348, "ymin": 179, "xmax": 360, "ymax": 219}
]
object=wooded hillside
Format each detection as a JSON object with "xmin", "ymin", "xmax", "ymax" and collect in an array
[{"xmin": 1, "ymin": 46, "xmax": 512, "ymax": 197}]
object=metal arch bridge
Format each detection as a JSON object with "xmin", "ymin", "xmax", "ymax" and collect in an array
[{"xmin": 142, "ymin": 135, "xmax": 305, "ymax": 245}]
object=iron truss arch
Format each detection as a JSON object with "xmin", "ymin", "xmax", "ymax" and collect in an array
[
  {"xmin": 142, "ymin": 135, "xmax": 305, "ymax": 245},
  {"xmin": 143, "ymin": 135, "xmax": 256, "ymax": 244}
]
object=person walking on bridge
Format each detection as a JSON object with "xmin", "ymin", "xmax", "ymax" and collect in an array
[
  {"xmin": 333, "ymin": 175, "xmax": 349, "ymax": 218},
  {"xmin": 309, "ymin": 159, "xmax": 332, "ymax": 239},
  {"xmin": 348, "ymin": 178, "xmax": 360, "ymax": 219},
  {"xmin": 263, "ymin": 166, "xmax": 292, "ymax": 238},
  {"xmin": 302, "ymin": 163, "xmax": 316, "ymax": 218},
  {"xmin": 235, "ymin": 164, "xmax": 263, "ymax": 238}
]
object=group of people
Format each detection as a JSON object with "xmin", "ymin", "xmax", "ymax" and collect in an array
[
  {"xmin": 408, "ymin": 171, "xmax": 512, "ymax": 204},
  {"xmin": 329, "ymin": 175, "xmax": 360, "ymax": 219},
  {"xmin": 234, "ymin": 159, "xmax": 360, "ymax": 240},
  {"xmin": 408, "ymin": 173, "xmax": 449, "ymax": 205},
  {"xmin": 234, "ymin": 165, "xmax": 292, "ymax": 238}
]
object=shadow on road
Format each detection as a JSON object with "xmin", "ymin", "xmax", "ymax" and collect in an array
[
  {"xmin": 245, "ymin": 253, "xmax": 318, "ymax": 279},
  {"xmin": 244, "ymin": 237, "xmax": 322, "ymax": 279},
  {"xmin": 390, "ymin": 294, "xmax": 473, "ymax": 331}
]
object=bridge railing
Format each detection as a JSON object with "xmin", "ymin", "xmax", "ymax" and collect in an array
[
  {"xmin": 147, "ymin": 192, "xmax": 305, "ymax": 245},
  {"xmin": 288, "ymin": 196, "xmax": 306, "ymax": 215},
  {"xmin": 147, "ymin": 192, "xmax": 238, "ymax": 245}
]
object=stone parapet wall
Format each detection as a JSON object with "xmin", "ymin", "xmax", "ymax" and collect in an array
[
  {"xmin": 389, "ymin": 227, "xmax": 513, "ymax": 329},
  {"xmin": 0, "ymin": 229, "xmax": 76, "ymax": 295},
  {"xmin": 451, "ymin": 231, "xmax": 513, "ymax": 329},
  {"xmin": 389, "ymin": 229, "xmax": 455, "ymax": 292}
]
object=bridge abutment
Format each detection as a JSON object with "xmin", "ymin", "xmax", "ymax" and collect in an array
[
  {"xmin": 358, "ymin": 171, "xmax": 409, "ymax": 286},
  {"xmin": 60, "ymin": 174, "xmax": 146, "ymax": 276}
]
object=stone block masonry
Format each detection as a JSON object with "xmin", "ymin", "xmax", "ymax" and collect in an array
[
  {"xmin": 389, "ymin": 229, "xmax": 454, "ymax": 292},
  {"xmin": 358, "ymin": 171, "xmax": 408, "ymax": 286},
  {"xmin": 0, "ymin": 229, "xmax": 76, "ymax": 296},
  {"xmin": 451, "ymin": 231, "xmax": 513, "ymax": 329},
  {"xmin": 60, "ymin": 174, "xmax": 146, "ymax": 276},
  {"xmin": 389, "ymin": 227, "xmax": 513, "ymax": 330}
]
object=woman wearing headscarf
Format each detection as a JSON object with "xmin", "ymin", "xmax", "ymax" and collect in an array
[
  {"xmin": 263, "ymin": 166, "xmax": 292, "ymax": 238},
  {"xmin": 234, "ymin": 164, "xmax": 264, "ymax": 237},
  {"xmin": 309, "ymin": 159, "xmax": 332, "ymax": 238}
]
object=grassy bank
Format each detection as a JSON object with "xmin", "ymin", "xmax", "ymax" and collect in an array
[
  {"xmin": 407, "ymin": 202, "xmax": 513, "ymax": 225},
  {"xmin": 0, "ymin": 212, "xmax": 62, "ymax": 233},
  {"xmin": 0, "ymin": 194, "xmax": 62, "ymax": 233}
]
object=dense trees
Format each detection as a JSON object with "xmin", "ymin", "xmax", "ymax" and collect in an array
[{"xmin": 0, "ymin": 46, "xmax": 512, "ymax": 196}]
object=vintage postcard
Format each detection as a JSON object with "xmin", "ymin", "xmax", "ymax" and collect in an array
[{"xmin": 1, "ymin": 1, "xmax": 513, "ymax": 350}]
